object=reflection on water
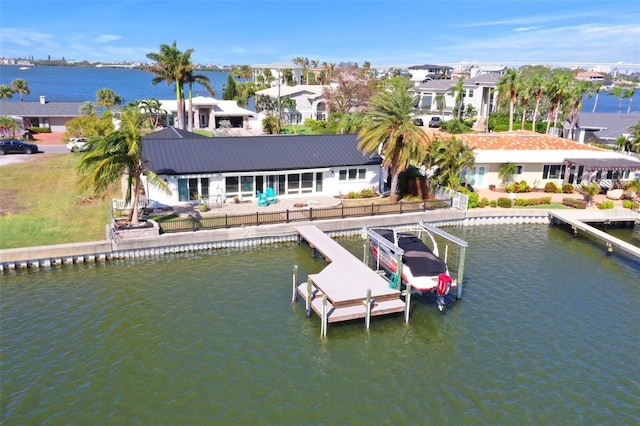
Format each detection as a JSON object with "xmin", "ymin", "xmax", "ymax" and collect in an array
[{"xmin": 1, "ymin": 225, "xmax": 638, "ymax": 424}]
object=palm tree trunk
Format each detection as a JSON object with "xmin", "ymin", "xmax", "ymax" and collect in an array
[
  {"xmin": 188, "ymin": 83, "xmax": 194, "ymax": 132},
  {"xmin": 389, "ymin": 171, "xmax": 399, "ymax": 203},
  {"xmin": 592, "ymin": 90, "xmax": 600, "ymax": 113},
  {"xmin": 532, "ymin": 97, "xmax": 541, "ymax": 132}
]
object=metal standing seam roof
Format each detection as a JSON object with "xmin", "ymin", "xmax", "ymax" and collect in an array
[
  {"xmin": 563, "ymin": 157, "xmax": 640, "ymax": 172},
  {"xmin": 141, "ymin": 133, "xmax": 382, "ymax": 175}
]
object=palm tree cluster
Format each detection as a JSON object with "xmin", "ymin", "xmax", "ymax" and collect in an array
[
  {"xmin": 145, "ymin": 41, "xmax": 214, "ymax": 131},
  {"xmin": 493, "ymin": 66, "xmax": 635, "ymax": 137},
  {"xmin": 0, "ymin": 79, "xmax": 31, "ymax": 101}
]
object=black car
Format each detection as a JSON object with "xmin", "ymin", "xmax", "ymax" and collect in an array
[
  {"xmin": 428, "ymin": 117, "xmax": 442, "ymax": 128},
  {"xmin": 0, "ymin": 139, "xmax": 39, "ymax": 155},
  {"xmin": 414, "ymin": 118, "xmax": 424, "ymax": 126}
]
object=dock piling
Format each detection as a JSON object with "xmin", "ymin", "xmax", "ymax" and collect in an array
[
  {"xmin": 306, "ymin": 277, "xmax": 313, "ymax": 317},
  {"xmin": 292, "ymin": 265, "xmax": 299, "ymax": 303},
  {"xmin": 404, "ymin": 283, "xmax": 412, "ymax": 322},
  {"xmin": 321, "ymin": 296, "xmax": 328, "ymax": 337},
  {"xmin": 365, "ymin": 288, "xmax": 372, "ymax": 329}
]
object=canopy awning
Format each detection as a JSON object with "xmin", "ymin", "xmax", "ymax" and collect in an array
[{"xmin": 563, "ymin": 157, "xmax": 640, "ymax": 173}]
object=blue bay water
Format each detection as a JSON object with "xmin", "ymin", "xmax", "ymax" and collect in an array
[
  {"xmin": 1, "ymin": 225, "xmax": 639, "ymax": 424},
  {"xmin": 1, "ymin": 65, "xmax": 638, "ymax": 113}
]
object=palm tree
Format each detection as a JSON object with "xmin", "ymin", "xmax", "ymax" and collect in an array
[
  {"xmin": 96, "ymin": 88, "xmax": 123, "ymax": 109},
  {"xmin": 609, "ymin": 85, "xmax": 624, "ymax": 114},
  {"xmin": 185, "ymin": 70, "xmax": 215, "ymax": 131},
  {"xmin": 449, "ymin": 78, "xmax": 465, "ymax": 121},
  {"xmin": 623, "ymin": 89, "xmax": 635, "ymax": 114},
  {"xmin": 435, "ymin": 93, "xmax": 445, "ymax": 118},
  {"xmin": 11, "ymin": 79, "xmax": 30, "ymax": 101},
  {"xmin": 146, "ymin": 41, "xmax": 194, "ymax": 130},
  {"xmin": 80, "ymin": 101, "xmax": 98, "ymax": 116},
  {"xmin": 0, "ymin": 84, "xmax": 14, "ymax": 101},
  {"xmin": 566, "ymin": 80, "xmax": 593, "ymax": 140},
  {"xmin": 529, "ymin": 70, "xmax": 545, "ymax": 132},
  {"xmin": 0, "ymin": 115, "xmax": 21, "ymax": 136},
  {"xmin": 545, "ymin": 71, "xmax": 572, "ymax": 134},
  {"xmin": 592, "ymin": 85, "xmax": 602, "ymax": 113},
  {"xmin": 358, "ymin": 86, "xmax": 431, "ymax": 203},
  {"xmin": 497, "ymin": 68, "xmax": 520, "ymax": 131},
  {"xmin": 76, "ymin": 106, "xmax": 169, "ymax": 225},
  {"xmin": 424, "ymin": 137, "xmax": 475, "ymax": 190},
  {"xmin": 140, "ymin": 98, "xmax": 166, "ymax": 128},
  {"xmin": 498, "ymin": 162, "xmax": 518, "ymax": 188},
  {"xmin": 580, "ymin": 181, "xmax": 600, "ymax": 206}
]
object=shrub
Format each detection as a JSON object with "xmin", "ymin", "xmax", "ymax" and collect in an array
[
  {"xmin": 478, "ymin": 197, "xmax": 489, "ymax": 208},
  {"xmin": 490, "ymin": 200, "xmax": 498, "ymax": 208},
  {"xmin": 504, "ymin": 184, "xmax": 515, "ymax": 193},
  {"xmin": 515, "ymin": 180, "xmax": 531, "ymax": 193},
  {"xmin": 544, "ymin": 182, "xmax": 558, "ymax": 193},
  {"xmin": 540, "ymin": 196, "xmax": 552, "ymax": 204},
  {"xmin": 562, "ymin": 183, "xmax": 574, "ymax": 194},
  {"xmin": 467, "ymin": 192, "xmax": 479, "ymax": 209},
  {"xmin": 622, "ymin": 200, "xmax": 639, "ymax": 209},
  {"xmin": 497, "ymin": 197, "xmax": 512, "ymax": 208},
  {"xmin": 198, "ymin": 204, "xmax": 208, "ymax": 213},
  {"xmin": 597, "ymin": 200, "xmax": 614, "ymax": 210},
  {"xmin": 27, "ymin": 126, "xmax": 51, "ymax": 133},
  {"xmin": 563, "ymin": 197, "xmax": 587, "ymax": 209}
]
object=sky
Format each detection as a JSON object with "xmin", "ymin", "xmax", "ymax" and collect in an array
[{"xmin": 1, "ymin": 0, "xmax": 639, "ymax": 69}]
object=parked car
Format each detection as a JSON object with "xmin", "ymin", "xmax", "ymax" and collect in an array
[
  {"xmin": 66, "ymin": 137, "xmax": 89, "ymax": 152},
  {"xmin": 0, "ymin": 139, "xmax": 39, "ymax": 155},
  {"xmin": 414, "ymin": 118, "xmax": 424, "ymax": 126},
  {"xmin": 428, "ymin": 117, "xmax": 442, "ymax": 128}
]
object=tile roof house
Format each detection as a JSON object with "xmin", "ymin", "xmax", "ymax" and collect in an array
[
  {"xmin": 455, "ymin": 131, "xmax": 640, "ymax": 189},
  {"xmin": 0, "ymin": 96, "xmax": 86, "ymax": 132},
  {"xmin": 141, "ymin": 131, "xmax": 383, "ymax": 206}
]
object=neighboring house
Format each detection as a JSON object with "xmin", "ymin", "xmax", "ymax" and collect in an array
[
  {"xmin": 575, "ymin": 71, "xmax": 605, "ymax": 82},
  {"xmin": 157, "ymin": 96, "xmax": 256, "ymax": 130},
  {"xmin": 0, "ymin": 96, "xmax": 85, "ymax": 132},
  {"xmin": 252, "ymin": 63, "xmax": 303, "ymax": 87},
  {"xmin": 255, "ymin": 85, "xmax": 330, "ymax": 124},
  {"xmin": 141, "ymin": 130, "xmax": 382, "ymax": 206},
  {"xmin": 456, "ymin": 131, "xmax": 640, "ymax": 189},
  {"xmin": 407, "ymin": 64, "xmax": 453, "ymax": 83},
  {"xmin": 412, "ymin": 73, "xmax": 500, "ymax": 122},
  {"xmin": 565, "ymin": 112, "xmax": 640, "ymax": 145}
]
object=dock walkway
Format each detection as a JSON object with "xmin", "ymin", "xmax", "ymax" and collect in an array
[
  {"xmin": 548, "ymin": 209, "xmax": 640, "ymax": 260},
  {"xmin": 295, "ymin": 225, "xmax": 406, "ymax": 332}
]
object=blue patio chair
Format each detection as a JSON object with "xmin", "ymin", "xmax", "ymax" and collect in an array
[
  {"xmin": 257, "ymin": 191, "xmax": 269, "ymax": 207},
  {"xmin": 266, "ymin": 187, "xmax": 277, "ymax": 204}
]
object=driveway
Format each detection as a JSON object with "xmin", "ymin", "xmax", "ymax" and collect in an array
[{"xmin": 0, "ymin": 132, "xmax": 67, "ymax": 167}]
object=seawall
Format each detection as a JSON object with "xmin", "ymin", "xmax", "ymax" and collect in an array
[{"xmin": 0, "ymin": 209, "xmax": 550, "ymax": 272}]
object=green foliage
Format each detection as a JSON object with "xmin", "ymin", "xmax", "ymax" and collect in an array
[
  {"xmin": 596, "ymin": 200, "xmax": 614, "ymax": 209},
  {"xmin": 513, "ymin": 196, "xmax": 552, "ymax": 206},
  {"xmin": 64, "ymin": 114, "xmax": 114, "ymax": 139},
  {"xmin": 562, "ymin": 183, "xmax": 574, "ymax": 194},
  {"xmin": 398, "ymin": 168, "xmax": 428, "ymax": 199},
  {"xmin": 342, "ymin": 188, "xmax": 379, "ymax": 199},
  {"xmin": 563, "ymin": 197, "xmax": 588, "ymax": 209},
  {"xmin": 198, "ymin": 203, "xmax": 208, "ymax": 212},
  {"xmin": 262, "ymin": 116, "xmax": 280, "ymax": 134},
  {"xmin": 514, "ymin": 180, "xmax": 531, "ymax": 193},
  {"xmin": 622, "ymin": 200, "xmax": 639, "ymax": 209},
  {"xmin": 490, "ymin": 200, "xmax": 498, "ymax": 208},
  {"xmin": 304, "ymin": 118, "xmax": 329, "ymax": 133},
  {"xmin": 504, "ymin": 184, "xmax": 515, "ymax": 193},
  {"xmin": 439, "ymin": 119, "xmax": 471, "ymax": 134},
  {"xmin": 27, "ymin": 127, "xmax": 51, "ymax": 133},
  {"xmin": 466, "ymin": 191, "xmax": 479, "ymax": 208},
  {"xmin": 544, "ymin": 182, "xmax": 559, "ymax": 193},
  {"xmin": 478, "ymin": 197, "xmax": 489, "ymax": 208},
  {"xmin": 222, "ymin": 74, "xmax": 237, "ymax": 100},
  {"xmin": 497, "ymin": 197, "xmax": 512, "ymax": 208}
]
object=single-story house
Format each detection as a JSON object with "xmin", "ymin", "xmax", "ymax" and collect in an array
[
  {"xmin": 456, "ymin": 131, "xmax": 640, "ymax": 189},
  {"xmin": 565, "ymin": 112, "xmax": 640, "ymax": 145},
  {"xmin": 0, "ymin": 96, "xmax": 85, "ymax": 132},
  {"xmin": 141, "ymin": 129, "xmax": 383, "ymax": 205},
  {"xmin": 157, "ymin": 96, "xmax": 256, "ymax": 130},
  {"xmin": 575, "ymin": 71, "xmax": 605, "ymax": 82},
  {"xmin": 254, "ymin": 85, "xmax": 329, "ymax": 124}
]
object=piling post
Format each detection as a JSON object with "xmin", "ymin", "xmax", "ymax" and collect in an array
[
  {"xmin": 292, "ymin": 264, "xmax": 299, "ymax": 303},
  {"xmin": 607, "ymin": 242, "xmax": 613, "ymax": 257},
  {"xmin": 306, "ymin": 277, "xmax": 313, "ymax": 317},
  {"xmin": 457, "ymin": 246, "xmax": 466, "ymax": 299},
  {"xmin": 321, "ymin": 296, "xmax": 328, "ymax": 337},
  {"xmin": 404, "ymin": 283, "xmax": 412, "ymax": 322},
  {"xmin": 365, "ymin": 288, "xmax": 372, "ymax": 329}
]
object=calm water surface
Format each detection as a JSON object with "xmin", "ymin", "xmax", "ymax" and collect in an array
[{"xmin": 1, "ymin": 225, "xmax": 639, "ymax": 425}]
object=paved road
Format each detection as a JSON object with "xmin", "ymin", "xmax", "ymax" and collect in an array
[{"xmin": 0, "ymin": 144, "xmax": 69, "ymax": 167}]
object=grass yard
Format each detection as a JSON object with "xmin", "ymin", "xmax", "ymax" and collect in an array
[{"xmin": 0, "ymin": 155, "xmax": 111, "ymax": 249}]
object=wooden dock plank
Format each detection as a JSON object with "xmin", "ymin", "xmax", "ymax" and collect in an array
[{"xmin": 549, "ymin": 210, "xmax": 640, "ymax": 259}]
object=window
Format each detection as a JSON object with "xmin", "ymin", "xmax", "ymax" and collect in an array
[
  {"xmin": 338, "ymin": 168, "xmax": 367, "ymax": 181},
  {"xmin": 468, "ymin": 89, "xmax": 474, "ymax": 98},
  {"xmin": 543, "ymin": 165, "xmax": 565, "ymax": 179},
  {"xmin": 301, "ymin": 173, "xmax": 313, "ymax": 193},
  {"xmin": 178, "ymin": 177, "xmax": 209, "ymax": 202}
]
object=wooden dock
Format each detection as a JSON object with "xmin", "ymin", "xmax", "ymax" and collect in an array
[
  {"xmin": 294, "ymin": 225, "xmax": 406, "ymax": 335},
  {"xmin": 548, "ymin": 209, "xmax": 640, "ymax": 260}
]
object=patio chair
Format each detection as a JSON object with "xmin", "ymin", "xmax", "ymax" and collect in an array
[
  {"xmin": 266, "ymin": 187, "xmax": 278, "ymax": 204},
  {"xmin": 257, "ymin": 190, "xmax": 269, "ymax": 207}
]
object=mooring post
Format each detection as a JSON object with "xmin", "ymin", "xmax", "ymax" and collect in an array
[
  {"xmin": 311, "ymin": 245, "xmax": 316, "ymax": 258},
  {"xmin": 404, "ymin": 283, "xmax": 412, "ymax": 322},
  {"xmin": 457, "ymin": 246, "xmax": 466, "ymax": 299},
  {"xmin": 306, "ymin": 277, "xmax": 313, "ymax": 317},
  {"xmin": 572, "ymin": 226, "xmax": 578, "ymax": 238},
  {"xmin": 321, "ymin": 296, "xmax": 328, "ymax": 337},
  {"xmin": 365, "ymin": 288, "xmax": 372, "ymax": 330},
  {"xmin": 363, "ymin": 240, "xmax": 369, "ymax": 266},
  {"xmin": 607, "ymin": 242, "xmax": 613, "ymax": 257},
  {"xmin": 291, "ymin": 264, "xmax": 299, "ymax": 303}
]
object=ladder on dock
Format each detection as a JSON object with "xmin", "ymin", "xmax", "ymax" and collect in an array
[{"xmin": 294, "ymin": 225, "xmax": 407, "ymax": 336}]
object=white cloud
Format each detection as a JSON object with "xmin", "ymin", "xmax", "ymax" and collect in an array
[{"xmin": 95, "ymin": 34, "xmax": 122, "ymax": 43}]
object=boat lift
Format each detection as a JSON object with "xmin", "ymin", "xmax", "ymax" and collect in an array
[{"xmin": 363, "ymin": 220, "xmax": 468, "ymax": 300}]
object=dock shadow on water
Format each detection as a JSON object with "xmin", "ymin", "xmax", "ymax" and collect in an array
[{"xmin": 1, "ymin": 225, "xmax": 638, "ymax": 424}]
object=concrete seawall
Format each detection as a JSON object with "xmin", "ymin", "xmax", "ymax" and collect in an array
[{"xmin": 0, "ymin": 209, "xmax": 551, "ymax": 272}]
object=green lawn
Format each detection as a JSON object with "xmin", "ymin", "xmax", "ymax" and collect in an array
[{"xmin": 0, "ymin": 155, "xmax": 111, "ymax": 249}]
